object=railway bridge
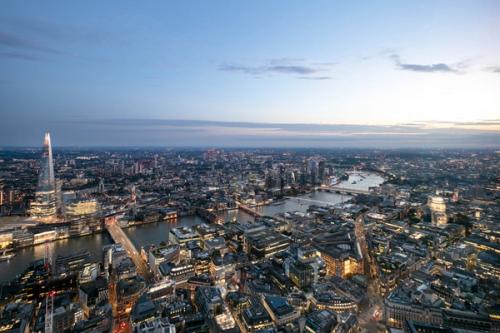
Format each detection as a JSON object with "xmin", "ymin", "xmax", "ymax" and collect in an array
[{"xmin": 323, "ymin": 186, "xmax": 372, "ymax": 195}]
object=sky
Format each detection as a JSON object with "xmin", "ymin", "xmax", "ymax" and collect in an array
[{"xmin": 0, "ymin": 0, "xmax": 499, "ymax": 147}]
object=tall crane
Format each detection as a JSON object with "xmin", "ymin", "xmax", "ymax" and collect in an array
[
  {"xmin": 44, "ymin": 242, "xmax": 55, "ymax": 333},
  {"xmin": 45, "ymin": 290, "xmax": 55, "ymax": 333},
  {"xmin": 43, "ymin": 242, "xmax": 51, "ymax": 272}
]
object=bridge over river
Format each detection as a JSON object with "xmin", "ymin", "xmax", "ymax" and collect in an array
[
  {"xmin": 235, "ymin": 201, "xmax": 288, "ymax": 223},
  {"xmin": 105, "ymin": 216, "xmax": 151, "ymax": 280},
  {"xmin": 321, "ymin": 186, "xmax": 372, "ymax": 195}
]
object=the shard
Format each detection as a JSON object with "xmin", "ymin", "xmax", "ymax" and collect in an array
[{"xmin": 30, "ymin": 132, "xmax": 58, "ymax": 222}]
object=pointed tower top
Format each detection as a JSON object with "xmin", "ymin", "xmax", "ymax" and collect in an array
[{"xmin": 44, "ymin": 132, "xmax": 51, "ymax": 147}]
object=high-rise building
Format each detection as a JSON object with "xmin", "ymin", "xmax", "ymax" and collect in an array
[
  {"xmin": 30, "ymin": 132, "xmax": 58, "ymax": 222},
  {"xmin": 308, "ymin": 159, "xmax": 318, "ymax": 185},
  {"xmin": 279, "ymin": 164, "xmax": 285, "ymax": 196},
  {"xmin": 289, "ymin": 261, "xmax": 314, "ymax": 288},
  {"xmin": 318, "ymin": 160, "xmax": 326, "ymax": 184},
  {"xmin": 98, "ymin": 178, "xmax": 105, "ymax": 194}
]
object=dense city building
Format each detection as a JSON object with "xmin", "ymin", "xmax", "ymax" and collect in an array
[{"xmin": 0, "ymin": 147, "xmax": 498, "ymax": 333}]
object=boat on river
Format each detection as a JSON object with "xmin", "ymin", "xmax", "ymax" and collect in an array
[{"xmin": 0, "ymin": 250, "xmax": 16, "ymax": 262}]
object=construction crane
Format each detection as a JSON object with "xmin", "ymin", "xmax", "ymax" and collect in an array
[
  {"xmin": 43, "ymin": 242, "xmax": 51, "ymax": 272},
  {"xmin": 45, "ymin": 290, "xmax": 56, "ymax": 333},
  {"xmin": 44, "ymin": 242, "xmax": 55, "ymax": 333}
]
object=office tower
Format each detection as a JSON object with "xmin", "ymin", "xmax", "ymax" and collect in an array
[
  {"xmin": 300, "ymin": 161, "xmax": 308, "ymax": 186},
  {"xmin": 318, "ymin": 160, "xmax": 326, "ymax": 184},
  {"xmin": 308, "ymin": 159, "xmax": 318, "ymax": 185},
  {"xmin": 279, "ymin": 164, "xmax": 285, "ymax": 196},
  {"xmin": 153, "ymin": 154, "xmax": 158, "ymax": 169},
  {"xmin": 30, "ymin": 132, "xmax": 58, "ymax": 222},
  {"xmin": 98, "ymin": 178, "xmax": 105, "ymax": 194}
]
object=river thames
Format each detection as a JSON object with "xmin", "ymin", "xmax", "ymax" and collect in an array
[{"xmin": 0, "ymin": 172, "xmax": 384, "ymax": 282}]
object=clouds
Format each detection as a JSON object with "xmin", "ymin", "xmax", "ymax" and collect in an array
[
  {"xmin": 484, "ymin": 66, "xmax": 500, "ymax": 73},
  {"xmin": 220, "ymin": 53, "xmax": 497, "ymax": 80},
  {"xmin": 0, "ymin": 18, "xmax": 66, "ymax": 61},
  {"xmin": 267, "ymin": 65, "xmax": 318, "ymax": 75},
  {"xmin": 390, "ymin": 54, "xmax": 460, "ymax": 73},
  {"xmin": 296, "ymin": 76, "xmax": 333, "ymax": 81},
  {"xmin": 219, "ymin": 59, "xmax": 334, "ymax": 80},
  {"xmin": 0, "ymin": 30, "xmax": 60, "ymax": 56},
  {"xmin": 0, "ymin": 16, "xmax": 113, "ymax": 61},
  {"xmin": 219, "ymin": 63, "xmax": 323, "ymax": 75},
  {"xmin": 0, "ymin": 50, "xmax": 44, "ymax": 61},
  {"xmin": 84, "ymin": 118, "xmax": 499, "ymax": 134},
  {"xmin": 388, "ymin": 54, "xmax": 500, "ymax": 75},
  {"xmin": 398, "ymin": 62, "xmax": 456, "ymax": 73},
  {"xmin": 402, "ymin": 119, "xmax": 500, "ymax": 130},
  {"xmin": 10, "ymin": 118, "xmax": 493, "ymax": 148}
]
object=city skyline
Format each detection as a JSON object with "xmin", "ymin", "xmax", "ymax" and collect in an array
[
  {"xmin": 0, "ymin": 141, "xmax": 498, "ymax": 333},
  {"xmin": 0, "ymin": 2, "xmax": 498, "ymax": 332},
  {"xmin": 1, "ymin": 1, "xmax": 500, "ymax": 147}
]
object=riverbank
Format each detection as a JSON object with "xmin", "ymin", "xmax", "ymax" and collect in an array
[{"xmin": 0, "ymin": 171, "xmax": 384, "ymax": 283}]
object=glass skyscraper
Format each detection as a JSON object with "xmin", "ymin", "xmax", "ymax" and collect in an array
[{"xmin": 30, "ymin": 132, "xmax": 58, "ymax": 222}]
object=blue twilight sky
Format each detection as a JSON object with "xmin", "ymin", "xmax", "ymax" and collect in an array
[{"xmin": 1, "ymin": 0, "xmax": 499, "ymax": 147}]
